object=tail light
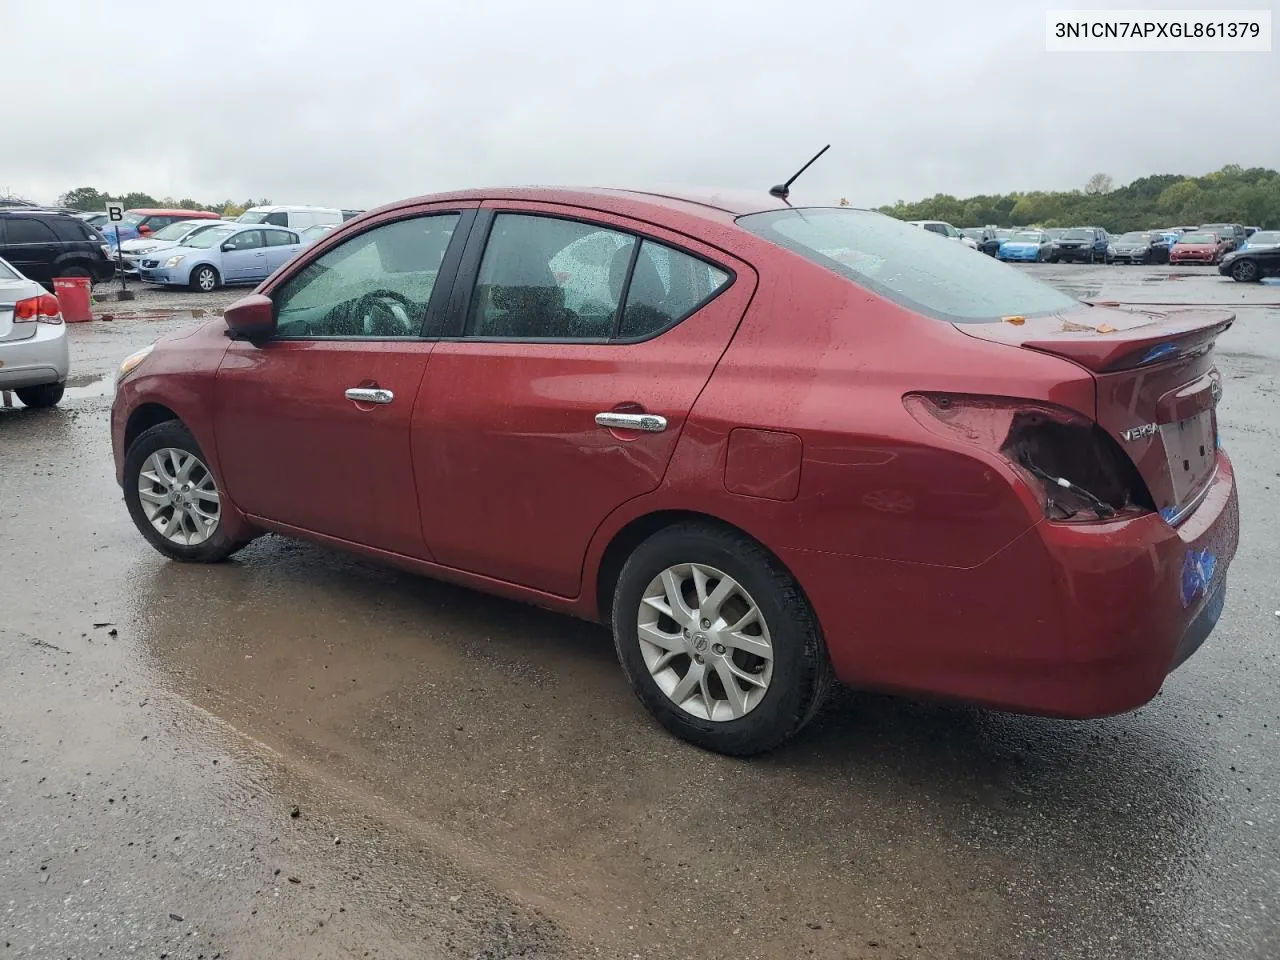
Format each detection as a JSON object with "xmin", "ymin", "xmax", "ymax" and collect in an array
[
  {"xmin": 904, "ymin": 393, "xmax": 1154, "ymax": 522},
  {"xmin": 13, "ymin": 293, "xmax": 63, "ymax": 325}
]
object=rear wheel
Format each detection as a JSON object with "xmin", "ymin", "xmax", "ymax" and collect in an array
[
  {"xmin": 15, "ymin": 382, "xmax": 64, "ymax": 409},
  {"xmin": 123, "ymin": 420, "xmax": 245, "ymax": 563},
  {"xmin": 611, "ymin": 522, "xmax": 833, "ymax": 756},
  {"xmin": 189, "ymin": 265, "xmax": 219, "ymax": 293},
  {"xmin": 1232, "ymin": 258, "xmax": 1259, "ymax": 282},
  {"xmin": 57, "ymin": 263, "xmax": 95, "ymax": 287}
]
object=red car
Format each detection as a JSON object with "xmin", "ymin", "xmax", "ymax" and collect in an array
[
  {"xmin": 110, "ymin": 188, "xmax": 1239, "ymax": 755},
  {"xmin": 1169, "ymin": 231, "xmax": 1231, "ymax": 265}
]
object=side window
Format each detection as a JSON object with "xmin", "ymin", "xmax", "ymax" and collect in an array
[
  {"xmin": 923, "ymin": 223, "xmax": 947, "ymax": 236},
  {"xmin": 273, "ymin": 213, "xmax": 459, "ymax": 339},
  {"xmin": 6, "ymin": 218, "xmax": 58, "ymax": 244},
  {"xmin": 618, "ymin": 240, "xmax": 730, "ymax": 340},
  {"xmin": 467, "ymin": 214, "xmax": 635, "ymax": 340},
  {"xmin": 264, "ymin": 212, "xmax": 289, "ymax": 227},
  {"xmin": 264, "ymin": 229, "xmax": 298, "ymax": 246},
  {"xmin": 50, "ymin": 217, "xmax": 89, "ymax": 242},
  {"xmin": 225, "ymin": 230, "xmax": 264, "ymax": 251}
]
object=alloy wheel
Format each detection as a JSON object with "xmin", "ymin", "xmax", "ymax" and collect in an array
[
  {"xmin": 137, "ymin": 447, "xmax": 221, "ymax": 545},
  {"xmin": 636, "ymin": 563, "xmax": 774, "ymax": 721},
  {"xmin": 1233, "ymin": 259, "xmax": 1258, "ymax": 282}
]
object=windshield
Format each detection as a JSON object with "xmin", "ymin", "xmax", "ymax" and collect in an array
[
  {"xmin": 184, "ymin": 225, "xmax": 238, "ymax": 249},
  {"xmin": 1010, "ymin": 231, "xmax": 1043, "ymax": 242},
  {"xmin": 1063, "ymin": 229, "xmax": 1093, "ymax": 240},
  {"xmin": 1118, "ymin": 232, "xmax": 1149, "ymax": 243},
  {"xmin": 961, "ymin": 228, "xmax": 984, "ymax": 240},
  {"xmin": 1180, "ymin": 233, "xmax": 1216, "ymax": 243},
  {"xmin": 118, "ymin": 213, "xmax": 144, "ymax": 228},
  {"xmin": 1248, "ymin": 231, "xmax": 1280, "ymax": 245},
  {"xmin": 150, "ymin": 220, "xmax": 206, "ymax": 241},
  {"xmin": 237, "ymin": 210, "xmax": 270, "ymax": 224},
  {"xmin": 737, "ymin": 208, "xmax": 1080, "ymax": 324}
]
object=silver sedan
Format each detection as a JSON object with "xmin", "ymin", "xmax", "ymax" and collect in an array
[{"xmin": 0, "ymin": 256, "xmax": 70, "ymax": 408}]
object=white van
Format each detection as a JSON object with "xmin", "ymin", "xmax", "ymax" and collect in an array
[{"xmin": 236, "ymin": 205, "xmax": 342, "ymax": 231}]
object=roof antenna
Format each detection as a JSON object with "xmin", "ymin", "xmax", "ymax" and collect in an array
[{"xmin": 769, "ymin": 144, "xmax": 831, "ymax": 202}]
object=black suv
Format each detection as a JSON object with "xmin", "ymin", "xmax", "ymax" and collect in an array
[{"xmin": 0, "ymin": 208, "xmax": 115, "ymax": 289}]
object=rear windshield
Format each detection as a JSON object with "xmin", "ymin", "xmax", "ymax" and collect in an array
[
  {"xmin": 737, "ymin": 208, "xmax": 1079, "ymax": 323},
  {"xmin": 0, "ymin": 258, "xmax": 19, "ymax": 280}
]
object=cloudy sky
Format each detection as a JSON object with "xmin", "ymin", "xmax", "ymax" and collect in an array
[{"xmin": 6, "ymin": 0, "xmax": 1276, "ymax": 210}]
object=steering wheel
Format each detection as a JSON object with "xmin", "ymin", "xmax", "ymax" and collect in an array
[{"xmin": 350, "ymin": 289, "xmax": 418, "ymax": 336}]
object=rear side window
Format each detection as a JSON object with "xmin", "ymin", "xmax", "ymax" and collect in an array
[
  {"xmin": 264, "ymin": 229, "xmax": 298, "ymax": 246},
  {"xmin": 50, "ymin": 217, "xmax": 92, "ymax": 242},
  {"xmin": 738, "ymin": 208, "xmax": 1079, "ymax": 324},
  {"xmin": 619, "ymin": 240, "xmax": 729, "ymax": 340},
  {"xmin": 5, "ymin": 218, "xmax": 58, "ymax": 245}
]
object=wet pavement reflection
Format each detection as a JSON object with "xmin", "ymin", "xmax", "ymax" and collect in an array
[{"xmin": 2, "ymin": 264, "xmax": 1278, "ymax": 959}]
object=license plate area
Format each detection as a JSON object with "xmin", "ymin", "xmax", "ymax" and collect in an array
[{"xmin": 1160, "ymin": 410, "xmax": 1216, "ymax": 508}]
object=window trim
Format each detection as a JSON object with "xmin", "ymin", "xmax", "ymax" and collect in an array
[
  {"xmin": 266, "ymin": 208, "xmax": 476, "ymax": 343},
  {"xmin": 447, "ymin": 208, "xmax": 737, "ymax": 346}
]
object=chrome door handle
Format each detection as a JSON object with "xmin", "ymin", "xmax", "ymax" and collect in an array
[
  {"xmin": 595, "ymin": 411, "xmax": 667, "ymax": 433},
  {"xmin": 345, "ymin": 387, "xmax": 394, "ymax": 404}
]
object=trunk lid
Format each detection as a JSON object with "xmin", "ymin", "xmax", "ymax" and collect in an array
[{"xmin": 958, "ymin": 305, "xmax": 1233, "ymax": 524}]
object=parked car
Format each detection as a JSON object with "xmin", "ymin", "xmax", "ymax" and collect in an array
[
  {"xmin": 109, "ymin": 187, "xmax": 1239, "ymax": 756},
  {"xmin": 1109, "ymin": 231, "xmax": 1171, "ymax": 264},
  {"xmin": 1198, "ymin": 223, "xmax": 1247, "ymax": 252},
  {"xmin": 1218, "ymin": 244, "xmax": 1280, "ymax": 282},
  {"xmin": 104, "ymin": 208, "xmax": 222, "ymax": 248},
  {"xmin": 1054, "ymin": 227, "xmax": 1110, "ymax": 263},
  {"xmin": 0, "ymin": 256, "xmax": 68, "ymax": 408},
  {"xmin": 1156, "ymin": 227, "xmax": 1185, "ymax": 248},
  {"xmin": 137, "ymin": 223, "xmax": 305, "ymax": 292},
  {"xmin": 237, "ymin": 205, "xmax": 343, "ymax": 231},
  {"xmin": 1170, "ymin": 231, "xmax": 1231, "ymax": 265},
  {"xmin": 77, "ymin": 212, "xmax": 110, "ymax": 229},
  {"xmin": 997, "ymin": 229, "xmax": 1054, "ymax": 262},
  {"xmin": 299, "ymin": 223, "xmax": 338, "ymax": 245},
  {"xmin": 0, "ymin": 208, "xmax": 115, "ymax": 289},
  {"xmin": 1239, "ymin": 229, "xmax": 1280, "ymax": 252},
  {"xmin": 908, "ymin": 220, "xmax": 979, "ymax": 249},
  {"xmin": 961, "ymin": 226, "xmax": 1001, "ymax": 257},
  {"xmin": 1243, "ymin": 226, "xmax": 1260, "ymax": 237},
  {"xmin": 116, "ymin": 219, "xmax": 231, "ymax": 276}
]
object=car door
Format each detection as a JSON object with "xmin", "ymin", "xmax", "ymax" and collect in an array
[
  {"xmin": 219, "ymin": 229, "xmax": 267, "ymax": 281},
  {"xmin": 412, "ymin": 204, "xmax": 757, "ymax": 597},
  {"xmin": 262, "ymin": 228, "xmax": 303, "ymax": 272},
  {"xmin": 212, "ymin": 207, "xmax": 474, "ymax": 556},
  {"xmin": 1, "ymin": 216, "xmax": 59, "ymax": 283}
]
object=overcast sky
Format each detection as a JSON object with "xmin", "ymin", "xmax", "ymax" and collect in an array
[{"xmin": 5, "ymin": 0, "xmax": 1276, "ymax": 210}]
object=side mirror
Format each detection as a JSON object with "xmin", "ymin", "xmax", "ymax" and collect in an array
[
  {"xmin": 138, "ymin": 224, "xmax": 152, "ymax": 236},
  {"xmin": 221, "ymin": 242, "xmax": 235, "ymax": 252},
  {"xmin": 224, "ymin": 294, "xmax": 276, "ymax": 341}
]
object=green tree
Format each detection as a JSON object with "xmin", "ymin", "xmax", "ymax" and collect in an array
[{"xmin": 58, "ymin": 186, "xmax": 108, "ymax": 210}]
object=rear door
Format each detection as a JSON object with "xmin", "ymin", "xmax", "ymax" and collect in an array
[
  {"xmin": 220, "ymin": 229, "xmax": 267, "ymax": 281},
  {"xmin": 261, "ymin": 228, "xmax": 303, "ymax": 273},
  {"xmin": 412, "ymin": 203, "xmax": 756, "ymax": 596},
  {"xmin": 1, "ymin": 217, "xmax": 59, "ymax": 283},
  {"xmin": 213, "ymin": 207, "xmax": 474, "ymax": 556}
]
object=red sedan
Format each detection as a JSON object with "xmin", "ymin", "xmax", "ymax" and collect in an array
[
  {"xmin": 110, "ymin": 187, "xmax": 1239, "ymax": 755},
  {"xmin": 1169, "ymin": 231, "xmax": 1231, "ymax": 265}
]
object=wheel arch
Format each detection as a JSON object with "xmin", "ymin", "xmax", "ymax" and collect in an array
[
  {"xmin": 124, "ymin": 402, "xmax": 182, "ymax": 454},
  {"xmin": 592, "ymin": 509, "xmax": 806, "ymax": 628}
]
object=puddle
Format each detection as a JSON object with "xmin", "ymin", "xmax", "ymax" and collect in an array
[{"xmin": 62, "ymin": 372, "xmax": 114, "ymax": 401}]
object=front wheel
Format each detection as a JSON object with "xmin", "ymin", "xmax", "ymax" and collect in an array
[
  {"xmin": 611, "ymin": 523, "xmax": 833, "ymax": 756},
  {"xmin": 1232, "ymin": 258, "xmax": 1259, "ymax": 282},
  {"xmin": 123, "ymin": 420, "xmax": 245, "ymax": 563},
  {"xmin": 189, "ymin": 265, "xmax": 219, "ymax": 293},
  {"xmin": 15, "ymin": 382, "xmax": 64, "ymax": 408}
]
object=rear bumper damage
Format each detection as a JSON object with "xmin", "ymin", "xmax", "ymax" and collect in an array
[{"xmin": 786, "ymin": 452, "xmax": 1239, "ymax": 718}]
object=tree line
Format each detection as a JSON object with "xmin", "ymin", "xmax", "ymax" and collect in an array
[
  {"xmin": 877, "ymin": 165, "xmax": 1280, "ymax": 232},
  {"xmin": 56, "ymin": 187, "xmax": 272, "ymax": 219}
]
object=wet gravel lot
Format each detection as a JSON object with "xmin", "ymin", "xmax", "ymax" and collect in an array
[{"xmin": 2, "ymin": 263, "xmax": 1278, "ymax": 959}]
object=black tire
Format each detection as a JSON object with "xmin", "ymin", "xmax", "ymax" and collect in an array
[
  {"xmin": 123, "ymin": 420, "xmax": 246, "ymax": 563},
  {"xmin": 15, "ymin": 382, "xmax": 64, "ymax": 408},
  {"xmin": 57, "ymin": 263, "xmax": 95, "ymax": 288},
  {"xmin": 1232, "ymin": 258, "xmax": 1259, "ymax": 282},
  {"xmin": 611, "ymin": 522, "xmax": 834, "ymax": 756},
  {"xmin": 189, "ymin": 265, "xmax": 219, "ymax": 293}
]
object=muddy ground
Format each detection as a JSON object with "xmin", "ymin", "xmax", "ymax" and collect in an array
[{"xmin": 2, "ymin": 264, "xmax": 1278, "ymax": 959}]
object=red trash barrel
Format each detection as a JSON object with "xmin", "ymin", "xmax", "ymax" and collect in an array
[{"xmin": 52, "ymin": 277, "xmax": 93, "ymax": 323}]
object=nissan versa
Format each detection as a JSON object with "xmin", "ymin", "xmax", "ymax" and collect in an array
[{"xmin": 110, "ymin": 187, "xmax": 1239, "ymax": 756}]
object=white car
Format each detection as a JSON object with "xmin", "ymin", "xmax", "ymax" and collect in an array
[
  {"xmin": 116, "ymin": 219, "xmax": 229, "ymax": 276},
  {"xmin": 0, "ymin": 256, "xmax": 69, "ymax": 408},
  {"xmin": 908, "ymin": 220, "xmax": 980, "ymax": 250}
]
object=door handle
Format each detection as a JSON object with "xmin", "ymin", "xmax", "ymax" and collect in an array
[
  {"xmin": 345, "ymin": 387, "xmax": 394, "ymax": 404},
  {"xmin": 595, "ymin": 411, "xmax": 667, "ymax": 433}
]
